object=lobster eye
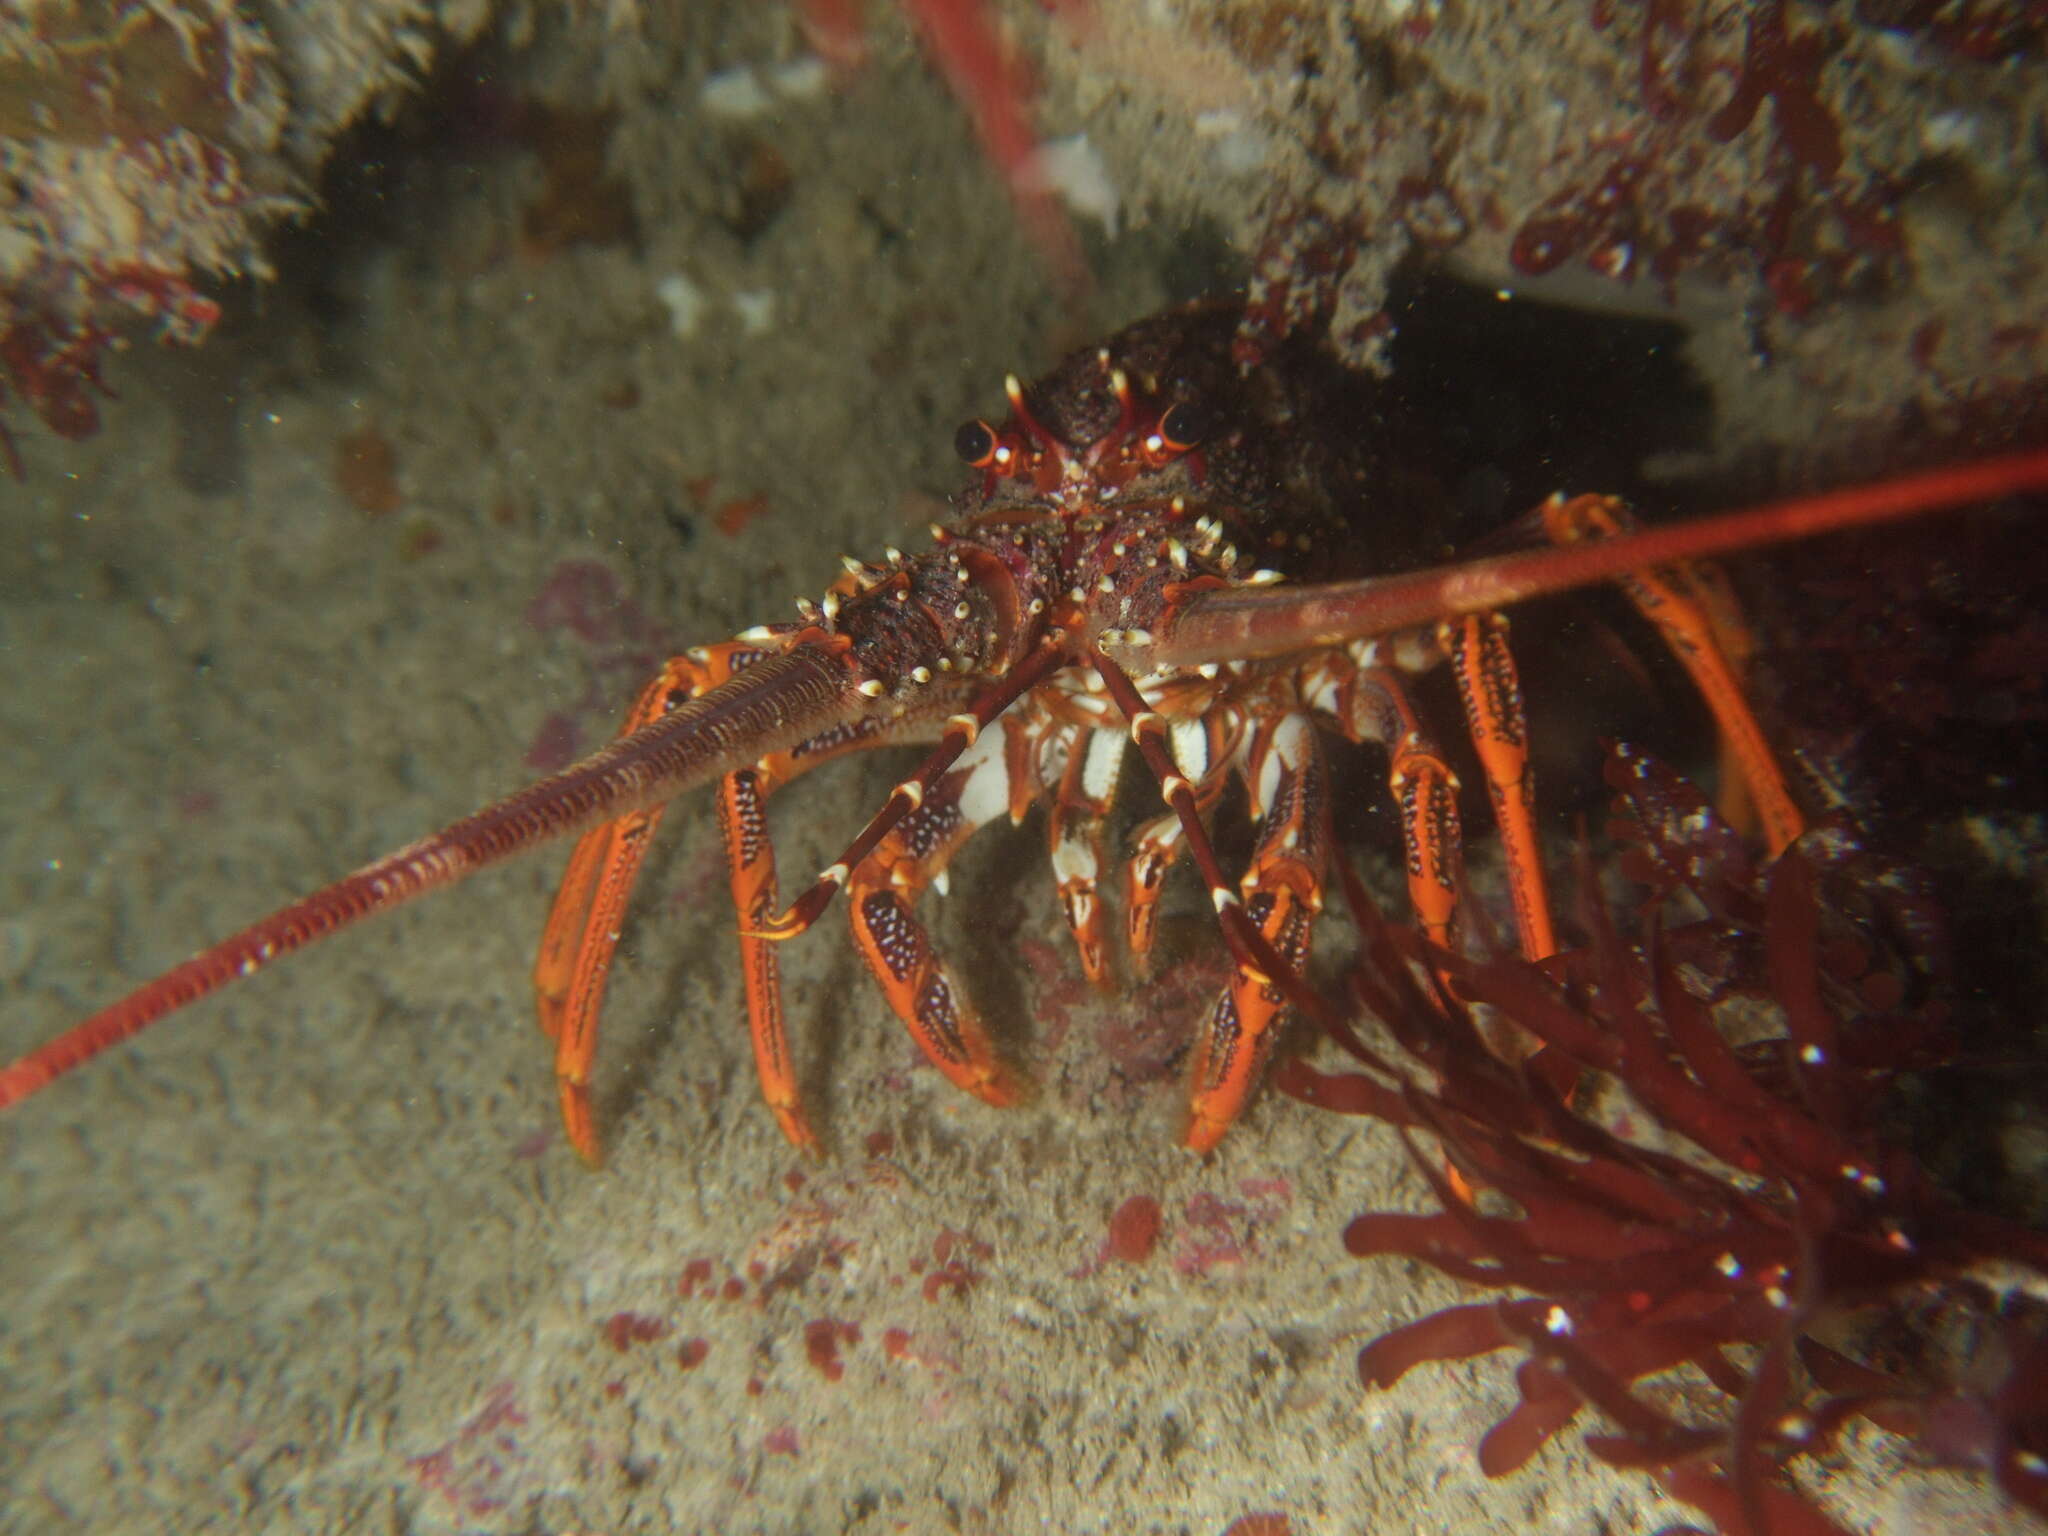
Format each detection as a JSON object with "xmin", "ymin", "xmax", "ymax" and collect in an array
[
  {"xmin": 953, "ymin": 419, "xmax": 998, "ymax": 468},
  {"xmin": 1158, "ymin": 400, "xmax": 1213, "ymax": 452}
]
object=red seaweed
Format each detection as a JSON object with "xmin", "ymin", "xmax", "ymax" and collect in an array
[
  {"xmin": 1704, "ymin": 0, "xmax": 1844, "ymax": 178},
  {"xmin": 602, "ymin": 1312, "xmax": 672, "ymax": 1352},
  {"xmin": 1107, "ymin": 1194, "xmax": 1164, "ymax": 1264},
  {"xmin": 1505, "ymin": 3, "xmax": 1911, "ymax": 312},
  {"xmin": 0, "ymin": 318, "xmax": 115, "ymax": 478},
  {"xmin": 1286, "ymin": 744, "xmax": 2048, "ymax": 1533},
  {"xmin": 803, "ymin": 1317, "xmax": 860, "ymax": 1381}
]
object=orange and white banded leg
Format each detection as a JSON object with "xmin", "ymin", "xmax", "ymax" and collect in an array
[
  {"xmin": 1542, "ymin": 493, "xmax": 1805, "ymax": 855},
  {"xmin": 1048, "ymin": 725, "xmax": 1125, "ymax": 986},
  {"xmin": 1120, "ymin": 710, "xmax": 1243, "ymax": 971},
  {"xmin": 1185, "ymin": 711, "xmax": 1333, "ymax": 1152},
  {"xmin": 1122, "ymin": 809, "xmax": 1186, "ymax": 967},
  {"xmin": 1441, "ymin": 613, "xmax": 1558, "ymax": 961},
  {"xmin": 847, "ymin": 718, "xmax": 1035, "ymax": 1107},
  {"xmin": 1090, "ymin": 651, "xmax": 1319, "ymax": 1149}
]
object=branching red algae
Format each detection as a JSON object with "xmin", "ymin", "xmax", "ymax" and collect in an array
[{"xmin": 1281, "ymin": 744, "xmax": 2048, "ymax": 1535}]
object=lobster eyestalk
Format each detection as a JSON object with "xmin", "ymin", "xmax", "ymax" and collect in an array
[
  {"xmin": 1119, "ymin": 450, "xmax": 2048, "ymax": 672},
  {"xmin": 0, "ymin": 646, "xmax": 867, "ymax": 1111}
]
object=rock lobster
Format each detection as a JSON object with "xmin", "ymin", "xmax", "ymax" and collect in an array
[{"xmin": 3, "ymin": 302, "xmax": 2044, "ymax": 1159}]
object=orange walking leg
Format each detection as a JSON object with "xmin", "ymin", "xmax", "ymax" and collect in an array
[
  {"xmin": 1091, "ymin": 647, "xmax": 1338, "ymax": 1151},
  {"xmin": 1048, "ymin": 725, "xmax": 1125, "ymax": 987},
  {"xmin": 1326, "ymin": 663, "xmax": 1467, "ymax": 953},
  {"xmin": 535, "ymin": 635, "xmax": 894, "ymax": 1160},
  {"xmin": 1120, "ymin": 810, "xmax": 1185, "ymax": 965},
  {"xmin": 1442, "ymin": 612, "xmax": 1558, "ymax": 961},
  {"xmin": 847, "ymin": 722, "xmax": 1031, "ymax": 1108},
  {"xmin": 1542, "ymin": 493, "xmax": 1805, "ymax": 856},
  {"xmin": 1120, "ymin": 709, "xmax": 1241, "ymax": 971},
  {"xmin": 725, "ymin": 708, "xmax": 965, "ymax": 1150},
  {"xmin": 534, "ymin": 658, "xmax": 699, "ymax": 1163},
  {"xmin": 1185, "ymin": 712, "xmax": 1333, "ymax": 1152},
  {"xmin": 714, "ymin": 765, "xmax": 815, "ymax": 1152}
]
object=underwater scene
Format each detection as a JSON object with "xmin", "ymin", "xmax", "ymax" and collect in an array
[{"xmin": 2, "ymin": 2, "xmax": 2046, "ymax": 1532}]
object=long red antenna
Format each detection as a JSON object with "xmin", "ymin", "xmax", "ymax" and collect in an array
[
  {"xmin": 0, "ymin": 649, "xmax": 860, "ymax": 1111},
  {"xmin": 1134, "ymin": 450, "xmax": 2048, "ymax": 670}
]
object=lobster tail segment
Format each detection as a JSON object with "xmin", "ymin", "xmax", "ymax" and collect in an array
[{"xmin": 0, "ymin": 645, "xmax": 866, "ymax": 1113}]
